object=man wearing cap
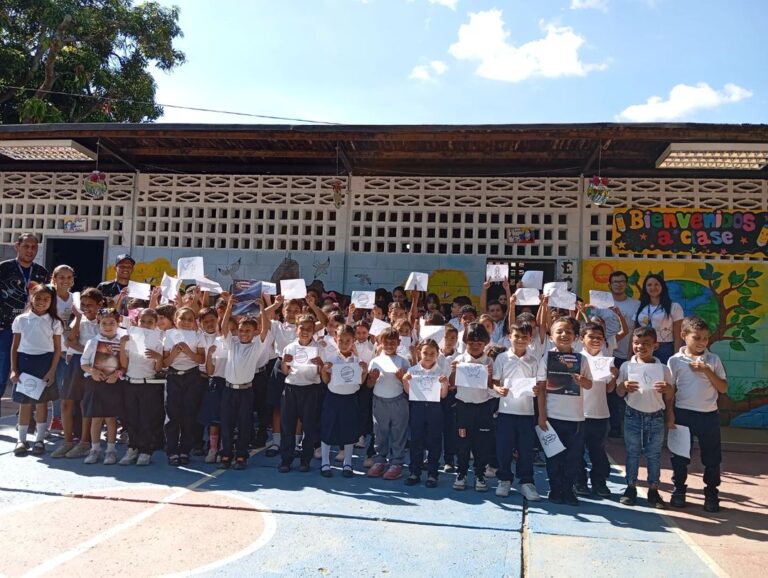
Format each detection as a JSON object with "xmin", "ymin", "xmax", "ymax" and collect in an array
[
  {"xmin": 0, "ymin": 233, "xmax": 49, "ymax": 401},
  {"xmin": 98, "ymin": 254, "xmax": 135, "ymax": 313}
]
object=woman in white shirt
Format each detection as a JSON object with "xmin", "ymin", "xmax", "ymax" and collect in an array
[{"xmin": 634, "ymin": 274, "xmax": 684, "ymax": 364}]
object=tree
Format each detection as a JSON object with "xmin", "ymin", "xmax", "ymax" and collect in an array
[{"xmin": 0, "ymin": 0, "xmax": 185, "ymax": 123}]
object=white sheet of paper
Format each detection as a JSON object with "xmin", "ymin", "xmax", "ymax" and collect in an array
[
  {"xmin": 514, "ymin": 288, "xmax": 541, "ymax": 306},
  {"xmin": 589, "ymin": 290, "xmax": 615, "ymax": 309},
  {"xmin": 455, "ymin": 362, "xmax": 489, "ymax": 389},
  {"xmin": 369, "ymin": 318, "xmax": 391, "ymax": 337},
  {"xmin": 261, "ymin": 281, "xmax": 277, "ymax": 296},
  {"xmin": 667, "ymin": 425, "xmax": 691, "ymax": 458},
  {"xmin": 160, "ymin": 273, "xmax": 182, "ymax": 302},
  {"xmin": 486, "ymin": 264, "xmax": 508, "ymax": 282},
  {"xmin": 330, "ymin": 362, "xmax": 363, "ymax": 394},
  {"xmin": 420, "ymin": 324, "xmax": 445, "ymax": 343},
  {"xmin": 128, "ymin": 326, "xmax": 161, "ymax": 353},
  {"xmin": 408, "ymin": 373, "xmax": 442, "ymax": 402},
  {"xmin": 166, "ymin": 329, "xmax": 199, "ymax": 349},
  {"xmin": 351, "ymin": 291, "xmax": 376, "ymax": 309},
  {"xmin": 536, "ymin": 422, "xmax": 567, "ymax": 458},
  {"xmin": 281, "ymin": 279, "xmax": 307, "ymax": 300},
  {"xmin": 127, "ymin": 280, "xmax": 151, "ymax": 300},
  {"xmin": 506, "ymin": 376, "xmax": 537, "ymax": 398},
  {"xmin": 292, "ymin": 346, "xmax": 318, "ymax": 366},
  {"xmin": 196, "ymin": 278, "xmax": 223, "ymax": 293},
  {"xmin": 72, "ymin": 291, "xmax": 81, "ymax": 311},
  {"xmin": 588, "ymin": 356, "xmax": 615, "ymax": 381},
  {"xmin": 543, "ymin": 281, "xmax": 567, "ymax": 296},
  {"xmin": 548, "ymin": 290, "xmax": 577, "ymax": 310},
  {"xmin": 404, "ymin": 272, "xmax": 429, "ymax": 291},
  {"xmin": 177, "ymin": 256, "xmax": 205, "ymax": 280},
  {"xmin": 16, "ymin": 372, "xmax": 47, "ymax": 400},
  {"xmin": 520, "ymin": 270, "xmax": 543, "ymax": 290},
  {"xmin": 627, "ymin": 362, "xmax": 665, "ymax": 392}
]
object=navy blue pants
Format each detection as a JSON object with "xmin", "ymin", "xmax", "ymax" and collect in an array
[
  {"xmin": 280, "ymin": 383, "xmax": 322, "ymax": 464},
  {"xmin": 546, "ymin": 418, "xmax": 585, "ymax": 496},
  {"xmin": 441, "ymin": 390, "xmax": 457, "ymax": 463},
  {"xmin": 578, "ymin": 417, "xmax": 610, "ymax": 486},
  {"xmin": 165, "ymin": 369, "xmax": 203, "ymax": 456},
  {"xmin": 409, "ymin": 401, "xmax": 443, "ymax": 477},
  {"xmin": 496, "ymin": 413, "xmax": 535, "ymax": 484},
  {"xmin": 456, "ymin": 399, "xmax": 495, "ymax": 477},
  {"xmin": 671, "ymin": 408, "xmax": 721, "ymax": 499},
  {"xmin": 220, "ymin": 386, "xmax": 255, "ymax": 459}
]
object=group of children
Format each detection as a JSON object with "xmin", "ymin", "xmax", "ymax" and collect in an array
[{"xmin": 8, "ymin": 268, "xmax": 727, "ymax": 512}]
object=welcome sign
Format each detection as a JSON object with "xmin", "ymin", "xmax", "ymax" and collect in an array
[{"xmin": 612, "ymin": 208, "xmax": 768, "ymax": 257}]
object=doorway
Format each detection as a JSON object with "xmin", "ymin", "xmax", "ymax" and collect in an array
[{"xmin": 45, "ymin": 238, "xmax": 106, "ymax": 292}]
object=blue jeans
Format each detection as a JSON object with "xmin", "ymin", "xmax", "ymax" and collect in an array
[
  {"xmin": 0, "ymin": 328, "xmax": 12, "ymax": 400},
  {"xmin": 624, "ymin": 406, "xmax": 664, "ymax": 485}
]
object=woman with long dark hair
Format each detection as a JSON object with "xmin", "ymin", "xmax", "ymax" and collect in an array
[{"xmin": 634, "ymin": 273, "xmax": 684, "ymax": 363}]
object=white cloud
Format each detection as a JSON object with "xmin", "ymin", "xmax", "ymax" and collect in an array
[
  {"xmin": 570, "ymin": 0, "xmax": 608, "ymax": 11},
  {"xmin": 617, "ymin": 83, "xmax": 753, "ymax": 121},
  {"xmin": 409, "ymin": 60, "xmax": 449, "ymax": 82},
  {"xmin": 448, "ymin": 10, "xmax": 606, "ymax": 82},
  {"xmin": 429, "ymin": 0, "xmax": 458, "ymax": 9}
]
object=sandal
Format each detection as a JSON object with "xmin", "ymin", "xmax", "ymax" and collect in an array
[
  {"xmin": 31, "ymin": 441, "xmax": 45, "ymax": 456},
  {"xmin": 14, "ymin": 442, "xmax": 29, "ymax": 456},
  {"xmin": 168, "ymin": 454, "xmax": 181, "ymax": 466},
  {"xmin": 320, "ymin": 465, "xmax": 333, "ymax": 478},
  {"xmin": 342, "ymin": 465, "xmax": 354, "ymax": 478}
]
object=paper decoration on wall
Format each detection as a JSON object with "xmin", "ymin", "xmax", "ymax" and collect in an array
[{"xmin": 83, "ymin": 170, "xmax": 107, "ymax": 199}]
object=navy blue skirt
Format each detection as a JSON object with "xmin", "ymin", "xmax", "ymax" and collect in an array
[
  {"xmin": 321, "ymin": 390, "xmax": 359, "ymax": 446},
  {"xmin": 198, "ymin": 376, "xmax": 224, "ymax": 426},
  {"xmin": 13, "ymin": 351, "xmax": 59, "ymax": 404},
  {"xmin": 60, "ymin": 354, "xmax": 87, "ymax": 401},
  {"xmin": 82, "ymin": 376, "xmax": 124, "ymax": 418}
]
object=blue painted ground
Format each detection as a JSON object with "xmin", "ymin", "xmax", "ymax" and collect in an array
[{"xmin": 0, "ymin": 414, "xmax": 717, "ymax": 577}]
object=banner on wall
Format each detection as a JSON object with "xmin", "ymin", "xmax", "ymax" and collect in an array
[{"xmin": 612, "ymin": 208, "xmax": 768, "ymax": 257}]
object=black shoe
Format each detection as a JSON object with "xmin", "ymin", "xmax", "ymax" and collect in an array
[
  {"xmin": 233, "ymin": 457, "xmax": 247, "ymax": 470},
  {"xmin": 425, "ymin": 475, "xmax": 438, "ymax": 488},
  {"xmin": 647, "ymin": 488, "xmax": 666, "ymax": 509},
  {"xmin": 703, "ymin": 498, "xmax": 720, "ymax": 513},
  {"xmin": 299, "ymin": 461, "xmax": 311, "ymax": 473},
  {"xmin": 563, "ymin": 491, "xmax": 580, "ymax": 506},
  {"xmin": 278, "ymin": 462, "xmax": 291, "ymax": 473},
  {"xmin": 443, "ymin": 462, "xmax": 456, "ymax": 474},
  {"xmin": 321, "ymin": 466, "xmax": 333, "ymax": 478},
  {"xmin": 670, "ymin": 489, "xmax": 687, "ymax": 508},
  {"xmin": 548, "ymin": 490, "xmax": 564, "ymax": 504},
  {"xmin": 252, "ymin": 437, "xmax": 268, "ymax": 449},
  {"xmin": 191, "ymin": 447, "xmax": 205, "ymax": 457},
  {"xmin": 179, "ymin": 454, "xmax": 190, "ymax": 465},
  {"xmin": 220, "ymin": 456, "xmax": 232, "ymax": 469},
  {"xmin": 342, "ymin": 466, "xmax": 354, "ymax": 478},
  {"xmin": 608, "ymin": 428, "xmax": 622, "ymax": 439},
  {"xmin": 265, "ymin": 445, "xmax": 280, "ymax": 458},
  {"xmin": 573, "ymin": 482, "xmax": 590, "ymax": 496},
  {"xmin": 168, "ymin": 455, "xmax": 181, "ymax": 466},
  {"xmin": 405, "ymin": 474, "xmax": 420, "ymax": 486},
  {"xmin": 620, "ymin": 486, "xmax": 637, "ymax": 506},
  {"xmin": 593, "ymin": 482, "xmax": 612, "ymax": 498}
]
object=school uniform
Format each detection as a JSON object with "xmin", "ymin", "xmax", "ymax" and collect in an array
[
  {"xmin": 369, "ymin": 353, "xmax": 410, "ymax": 466},
  {"xmin": 407, "ymin": 362, "xmax": 447, "ymax": 478},
  {"xmin": 668, "ymin": 348, "xmax": 727, "ymax": 501},
  {"xmin": 251, "ymin": 330, "xmax": 274, "ymax": 445},
  {"xmin": 81, "ymin": 334, "xmax": 123, "ymax": 417},
  {"xmin": 163, "ymin": 329, "xmax": 205, "ymax": 456},
  {"xmin": 54, "ymin": 293, "xmax": 75, "ymax": 402},
  {"xmin": 578, "ymin": 351, "xmax": 612, "ymax": 488},
  {"xmin": 266, "ymin": 320, "xmax": 297, "ymax": 408},
  {"xmin": 11, "ymin": 311, "xmax": 63, "ymax": 404},
  {"xmin": 61, "ymin": 317, "xmax": 98, "ymax": 401},
  {"xmin": 321, "ymin": 352, "xmax": 361, "ymax": 446},
  {"xmin": 354, "ymin": 339, "xmax": 376, "ymax": 439},
  {"xmin": 220, "ymin": 334, "xmax": 269, "ymax": 460},
  {"xmin": 123, "ymin": 328, "xmax": 165, "ymax": 455},
  {"xmin": 635, "ymin": 302, "xmax": 684, "ymax": 363},
  {"xmin": 454, "ymin": 352, "xmax": 496, "ymax": 479},
  {"xmin": 438, "ymin": 350, "xmax": 460, "ymax": 466},
  {"xmin": 537, "ymin": 348, "xmax": 592, "ymax": 498},
  {"xmin": 279, "ymin": 339, "xmax": 323, "ymax": 465},
  {"xmin": 198, "ymin": 335, "xmax": 227, "ymax": 428},
  {"xmin": 493, "ymin": 350, "xmax": 538, "ymax": 485}
]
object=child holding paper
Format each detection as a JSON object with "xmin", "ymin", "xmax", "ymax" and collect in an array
[
  {"xmin": 319, "ymin": 325, "xmax": 368, "ymax": 478},
  {"xmin": 616, "ymin": 326, "xmax": 674, "ymax": 508},
  {"xmin": 439, "ymin": 324, "xmax": 461, "ymax": 472},
  {"xmin": 366, "ymin": 327, "xmax": 410, "ymax": 480},
  {"xmin": 667, "ymin": 316, "xmax": 728, "ymax": 513},
  {"xmin": 492, "ymin": 323, "xmax": 541, "ymax": 500},
  {"xmin": 402, "ymin": 339, "xmax": 449, "ymax": 487},
  {"xmin": 575, "ymin": 322, "xmax": 617, "ymax": 498},
  {"xmin": 450, "ymin": 323, "xmax": 496, "ymax": 492},
  {"xmin": 279, "ymin": 314, "xmax": 324, "ymax": 472},
  {"xmin": 536, "ymin": 317, "xmax": 593, "ymax": 505},
  {"xmin": 10, "ymin": 285, "xmax": 63, "ymax": 457}
]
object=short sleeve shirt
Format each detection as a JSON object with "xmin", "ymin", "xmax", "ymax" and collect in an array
[
  {"xmin": 668, "ymin": 348, "xmax": 726, "ymax": 412},
  {"xmin": 12, "ymin": 311, "xmax": 63, "ymax": 355},
  {"xmin": 369, "ymin": 354, "xmax": 410, "ymax": 399},
  {"xmin": 493, "ymin": 350, "xmax": 538, "ymax": 416},
  {"xmin": 636, "ymin": 302, "xmax": 684, "ymax": 344},
  {"xmin": 617, "ymin": 356, "xmax": 673, "ymax": 413},
  {"xmin": 536, "ymin": 348, "xmax": 592, "ymax": 422}
]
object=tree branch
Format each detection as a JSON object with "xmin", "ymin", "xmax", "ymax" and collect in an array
[
  {"xmin": 33, "ymin": 15, "xmax": 72, "ymax": 98},
  {"xmin": 0, "ymin": 26, "xmax": 49, "ymax": 105}
]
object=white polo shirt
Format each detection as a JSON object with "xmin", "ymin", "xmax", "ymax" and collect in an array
[
  {"xmin": 282, "ymin": 339, "xmax": 321, "ymax": 386},
  {"xmin": 455, "ymin": 352, "xmax": 495, "ymax": 404},
  {"xmin": 125, "ymin": 328, "xmax": 163, "ymax": 379},
  {"xmin": 668, "ymin": 348, "xmax": 726, "ymax": 413},
  {"xmin": 369, "ymin": 353, "xmax": 410, "ymax": 399},
  {"xmin": 493, "ymin": 349, "xmax": 538, "ymax": 416},
  {"xmin": 12, "ymin": 311, "xmax": 63, "ymax": 355},
  {"xmin": 536, "ymin": 348, "xmax": 592, "ymax": 422},
  {"xmin": 225, "ymin": 334, "xmax": 270, "ymax": 385},
  {"xmin": 617, "ymin": 356, "xmax": 672, "ymax": 413},
  {"xmin": 163, "ymin": 329, "xmax": 205, "ymax": 371},
  {"xmin": 581, "ymin": 351, "xmax": 611, "ymax": 419}
]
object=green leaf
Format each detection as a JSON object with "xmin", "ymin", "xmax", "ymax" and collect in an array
[
  {"xmin": 712, "ymin": 272, "xmax": 724, "ymax": 280},
  {"xmin": 712, "ymin": 279, "xmax": 721, "ymax": 290},
  {"xmin": 738, "ymin": 297, "xmax": 760, "ymax": 309},
  {"xmin": 747, "ymin": 268, "xmax": 763, "ymax": 279},
  {"xmin": 743, "ymin": 336, "xmax": 759, "ymax": 344},
  {"xmin": 741, "ymin": 316, "xmax": 760, "ymax": 326},
  {"xmin": 728, "ymin": 271, "xmax": 745, "ymax": 286},
  {"xmin": 746, "ymin": 279, "xmax": 759, "ymax": 288},
  {"xmin": 731, "ymin": 314, "xmax": 741, "ymax": 324},
  {"xmin": 738, "ymin": 286, "xmax": 752, "ymax": 296},
  {"xmin": 698, "ymin": 267, "xmax": 712, "ymax": 281},
  {"xmin": 731, "ymin": 328, "xmax": 742, "ymax": 338},
  {"xmin": 735, "ymin": 307, "xmax": 750, "ymax": 315},
  {"xmin": 730, "ymin": 341, "xmax": 746, "ymax": 352}
]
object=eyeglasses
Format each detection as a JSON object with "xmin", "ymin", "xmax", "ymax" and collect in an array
[
  {"xmin": 610, "ymin": 280, "xmax": 627, "ymax": 285},
  {"xmin": 98, "ymin": 307, "xmax": 117, "ymax": 315}
]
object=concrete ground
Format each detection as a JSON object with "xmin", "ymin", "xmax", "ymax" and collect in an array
[{"xmin": 0, "ymin": 398, "xmax": 765, "ymax": 577}]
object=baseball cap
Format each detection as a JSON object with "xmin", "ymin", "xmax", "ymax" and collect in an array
[{"xmin": 115, "ymin": 254, "xmax": 136, "ymax": 266}]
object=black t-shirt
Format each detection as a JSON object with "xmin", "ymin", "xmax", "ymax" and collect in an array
[
  {"xmin": 96, "ymin": 280, "xmax": 128, "ymax": 299},
  {"xmin": 0, "ymin": 259, "xmax": 49, "ymax": 330}
]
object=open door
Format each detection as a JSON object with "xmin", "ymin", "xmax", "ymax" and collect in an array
[{"xmin": 45, "ymin": 238, "xmax": 106, "ymax": 292}]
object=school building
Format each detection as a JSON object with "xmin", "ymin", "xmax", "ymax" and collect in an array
[{"xmin": 0, "ymin": 123, "xmax": 766, "ymax": 426}]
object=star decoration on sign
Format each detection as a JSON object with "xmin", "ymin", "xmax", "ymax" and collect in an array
[
  {"xmin": 690, "ymin": 246, "xmax": 697, "ymax": 254},
  {"xmin": 615, "ymin": 241, "xmax": 626, "ymax": 250},
  {"xmin": 720, "ymin": 248, "xmax": 728, "ymax": 255},
  {"xmin": 740, "ymin": 236, "xmax": 749, "ymax": 244},
  {"xmin": 639, "ymin": 233, "xmax": 648, "ymax": 240}
]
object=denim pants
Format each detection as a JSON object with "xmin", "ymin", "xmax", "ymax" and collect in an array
[
  {"xmin": 671, "ymin": 408, "xmax": 721, "ymax": 499},
  {"xmin": 495, "ymin": 413, "xmax": 535, "ymax": 484},
  {"xmin": 624, "ymin": 406, "xmax": 664, "ymax": 485}
]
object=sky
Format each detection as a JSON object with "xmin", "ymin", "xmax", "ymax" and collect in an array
[{"xmin": 151, "ymin": 0, "xmax": 767, "ymax": 125}]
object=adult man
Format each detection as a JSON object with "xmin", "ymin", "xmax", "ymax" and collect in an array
[
  {"xmin": 98, "ymin": 254, "xmax": 135, "ymax": 313},
  {"xmin": 0, "ymin": 233, "xmax": 49, "ymax": 399},
  {"xmin": 594, "ymin": 270, "xmax": 640, "ymax": 437}
]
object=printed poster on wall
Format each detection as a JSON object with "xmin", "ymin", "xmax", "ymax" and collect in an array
[{"xmin": 612, "ymin": 208, "xmax": 768, "ymax": 257}]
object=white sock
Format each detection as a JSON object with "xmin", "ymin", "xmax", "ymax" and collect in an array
[
  {"xmin": 18, "ymin": 426, "xmax": 28, "ymax": 444},
  {"xmin": 35, "ymin": 424, "xmax": 46, "ymax": 442},
  {"xmin": 107, "ymin": 443, "xmax": 116, "ymax": 453},
  {"xmin": 321, "ymin": 442, "xmax": 331, "ymax": 467},
  {"xmin": 295, "ymin": 434, "xmax": 303, "ymax": 447},
  {"xmin": 343, "ymin": 444, "xmax": 354, "ymax": 467},
  {"xmin": 91, "ymin": 442, "xmax": 100, "ymax": 451},
  {"xmin": 271, "ymin": 432, "xmax": 281, "ymax": 446}
]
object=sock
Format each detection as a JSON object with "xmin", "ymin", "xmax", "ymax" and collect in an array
[
  {"xmin": 209, "ymin": 433, "xmax": 219, "ymax": 451},
  {"xmin": 271, "ymin": 432, "xmax": 281, "ymax": 447},
  {"xmin": 35, "ymin": 423, "xmax": 46, "ymax": 442},
  {"xmin": 321, "ymin": 442, "xmax": 331, "ymax": 467},
  {"xmin": 343, "ymin": 444, "xmax": 354, "ymax": 467},
  {"xmin": 18, "ymin": 425, "xmax": 28, "ymax": 444},
  {"xmin": 107, "ymin": 443, "xmax": 116, "ymax": 453},
  {"xmin": 295, "ymin": 434, "xmax": 303, "ymax": 447},
  {"xmin": 91, "ymin": 442, "xmax": 100, "ymax": 451}
]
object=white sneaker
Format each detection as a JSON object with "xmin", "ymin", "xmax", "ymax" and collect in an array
[
  {"xmin": 335, "ymin": 450, "xmax": 345, "ymax": 462},
  {"xmin": 119, "ymin": 448, "xmax": 139, "ymax": 465},
  {"xmin": 484, "ymin": 465, "xmax": 498, "ymax": 479},
  {"xmin": 103, "ymin": 450, "xmax": 118, "ymax": 465},
  {"xmin": 520, "ymin": 483, "xmax": 541, "ymax": 501},
  {"xmin": 496, "ymin": 480, "xmax": 512, "ymax": 497},
  {"xmin": 205, "ymin": 448, "xmax": 218, "ymax": 464},
  {"xmin": 453, "ymin": 474, "xmax": 467, "ymax": 491},
  {"xmin": 66, "ymin": 442, "xmax": 91, "ymax": 458},
  {"xmin": 136, "ymin": 453, "xmax": 152, "ymax": 466},
  {"xmin": 84, "ymin": 449, "xmax": 101, "ymax": 464},
  {"xmin": 475, "ymin": 476, "xmax": 488, "ymax": 492}
]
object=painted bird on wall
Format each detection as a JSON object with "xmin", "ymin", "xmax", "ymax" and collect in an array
[
  {"xmin": 218, "ymin": 257, "xmax": 242, "ymax": 277},
  {"xmin": 313, "ymin": 257, "xmax": 331, "ymax": 278}
]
